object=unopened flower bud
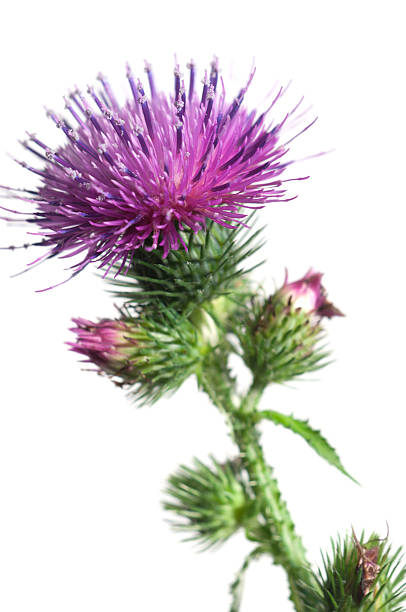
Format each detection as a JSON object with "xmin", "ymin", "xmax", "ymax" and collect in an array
[
  {"xmin": 68, "ymin": 317, "xmax": 139, "ymax": 380},
  {"xmin": 69, "ymin": 309, "xmax": 204, "ymax": 404},
  {"xmin": 305, "ymin": 528, "xmax": 406, "ymax": 611},
  {"xmin": 236, "ymin": 269, "xmax": 343, "ymax": 386},
  {"xmin": 279, "ymin": 269, "xmax": 343, "ymax": 321},
  {"xmin": 164, "ymin": 457, "xmax": 254, "ymax": 548}
]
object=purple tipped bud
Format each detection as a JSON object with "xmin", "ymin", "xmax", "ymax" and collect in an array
[
  {"xmin": 68, "ymin": 317, "xmax": 138, "ymax": 378},
  {"xmin": 279, "ymin": 269, "xmax": 343, "ymax": 320}
]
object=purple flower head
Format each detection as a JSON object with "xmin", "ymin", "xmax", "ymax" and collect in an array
[
  {"xmin": 68, "ymin": 317, "xmax": 138, "ymax": 377},
  {"xmin": 279, "ymin": 269, "xmax": 343, "ymax": 319},
  {"xmin": 2, "ymin": 58, "xmax": 312, "ymax": 285}
]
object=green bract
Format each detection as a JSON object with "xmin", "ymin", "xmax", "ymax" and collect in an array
[
  {"xmin": 122, "ymin": 308, "xmax": 204, "ymax": 404},
  {"xmin": 109, "ymin": 217, "xmax": 264, "ymax": 315}
]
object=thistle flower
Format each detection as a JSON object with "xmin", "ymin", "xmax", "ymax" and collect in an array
[
  {"xmin": 2, "ymin": 58, "xmax": 311, "ymax": 285},
  {"xmin": 279, "ymin": 269, "xmax": 343, "ymax": 320}
]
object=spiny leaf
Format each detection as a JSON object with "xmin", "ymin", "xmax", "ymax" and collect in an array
[{"xmin": 258, "ymin": 410, "xmax": 358, "ymax": 484}]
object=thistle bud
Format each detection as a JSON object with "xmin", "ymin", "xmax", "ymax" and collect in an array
[
  {"xmin": 69, "ymin": 309, "xmax": 204, "ymax": 404},
  {"xmin": 69, "ymin": 317, "xmax": 139, "ymax": 380},
  {"xmin": 279, "ymin": 269, "xmax": 343, "ymax": 321},
  {"xmin": 304, "ymin": 529, "xmax": 406, "ymax": 611},
  {"xmin": 236, "ymin": 270, "xmax": 342, "ymax": 386},
  {"xmin": 163, "ymin": 457, "xmax": 255, "ymax": 549}
]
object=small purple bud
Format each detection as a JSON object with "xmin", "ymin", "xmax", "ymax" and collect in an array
[
  {"xmin": 68, "ymin": 317, "xmax": 138, "ymax": 377},
  {"xmin": 279, "ymin": 269, "xmax": 344, "ymax": 319}
]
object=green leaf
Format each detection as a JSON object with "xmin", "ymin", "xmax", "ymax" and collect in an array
[{"xmin": 258, "ymin": 410, "xmax": 359, "ymax": 484}]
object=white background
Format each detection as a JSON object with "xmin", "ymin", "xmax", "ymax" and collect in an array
[{"xmin": 0, "ymin": 1, "xmax": 405, "ymax": 610}]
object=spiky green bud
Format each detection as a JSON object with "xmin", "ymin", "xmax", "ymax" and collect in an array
[
  {"xmin": 234, "ymin": 269, "xmax": 342, "ymax": 387},
  {"xmin": 163, "ymin": 457, "xmax": 256, "ymax": 549},
  {"xmin": 301, "ymin": 530, "xmax": 406, "ymax": 611},
  {"xmin": 234, "ymin": 292, "xmax": 328, "ymax": 386},
  {"xmin": 70, "ymin": 307, "xmax": 209, "ymax": 404}
]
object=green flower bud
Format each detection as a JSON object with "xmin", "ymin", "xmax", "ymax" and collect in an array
[
  {"xmin": 302, "ymin": 530, "xmax": 406, "ymax": 611},
  {"xmin": 163, "ymin": 457, "xmax": 255, "ymax": 549}
]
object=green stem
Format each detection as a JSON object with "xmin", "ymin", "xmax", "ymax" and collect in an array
[
  {"xmin": 198, "ymin": 353, "xmax": 316, "ymax": 610},
  {"xmin": 230, "ymin": 383, "xmax": 315, "ymax": 611},
  {"xmin": 229, "ymin": 547, "xmax": 262, "ymax": 612}
]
